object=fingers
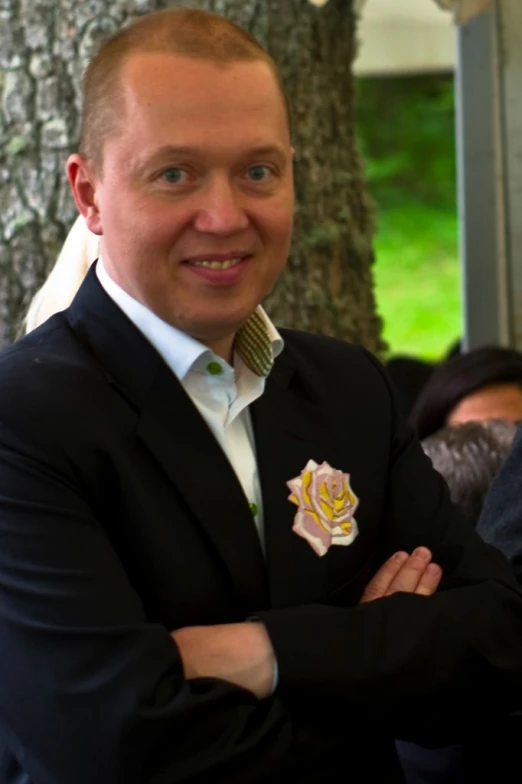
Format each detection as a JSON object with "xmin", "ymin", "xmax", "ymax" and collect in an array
[
  {"xmin": 360, "ymin": 550, "xmax": 410, "ymax": 603},
  {"xmin": 414, "ymin": 560, "xmax": 443, "ymax": 596},
  {"xmin": 384, "ymin": 547, "xmax": 437, "ymax": 596},
  {"xmin": 360, "ymin": 547, "xmax": 443, "ymax": 603}
]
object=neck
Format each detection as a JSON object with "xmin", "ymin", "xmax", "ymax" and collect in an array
[{"xmin": 203, "ymin": 334, "xmax": 235, "ymax": 364}]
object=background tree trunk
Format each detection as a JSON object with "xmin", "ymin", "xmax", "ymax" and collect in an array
[{"xmin": 0, "ymin": 0, "xmax": 383, "ymax": 352}]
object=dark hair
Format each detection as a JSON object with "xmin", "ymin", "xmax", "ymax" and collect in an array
[
  {"xmin": 422, "ymin": 420, "xmax": 517, "ymax": 525},
  {"xmin": 410, "ymin": 346, "xmax": 522, "ymax": 440}
]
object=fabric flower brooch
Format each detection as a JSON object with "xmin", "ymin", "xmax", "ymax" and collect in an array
[{"xmin": 287, "ymin": 460, "xmax": 359, "ymax": 556}]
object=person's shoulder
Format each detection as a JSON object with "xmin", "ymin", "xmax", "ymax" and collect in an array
[
  {"xmin": 278, "ymin": 328, "xmax": 385, "ymax": 377},
  {"xmin": 0, "ymin": 314, "xmax": 100, "ymax": 416},
  {"xmin": 276, "ymin": 329, "xmax": 395, "ymax": 427},
  {"xmin": 280, "ymin": 328, "xmax": 360, "ymax": 355},
  {"xmin": 1, "ymin": 313, "xmax": 80, "ymax": 370}
]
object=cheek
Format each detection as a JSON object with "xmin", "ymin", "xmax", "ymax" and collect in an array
[
  {"xmin": 260, "ymin": 201, "xmax": 294, "ymax": 244},
  {"xmin": 118, "ymin": 209, "xmax": 184, "ymax": 251}
]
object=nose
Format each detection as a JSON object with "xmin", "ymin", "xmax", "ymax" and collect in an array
[{"xmin": 193, "ymin": 175, "xmax": 249, "ymax": 235}]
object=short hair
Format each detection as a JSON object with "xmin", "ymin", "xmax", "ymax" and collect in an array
[
  {"xmin": 79, "ymin": 8, "xmax": 290, "ymax": 171},
  {"xmin": 422, "ymin": 419, "xmax": 517, "ymax": 525},
  {"xmin": 410, "ymin": 346, "xmax": 522, "ymax": 440}
]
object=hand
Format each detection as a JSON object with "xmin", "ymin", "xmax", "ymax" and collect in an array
[
  {"xmin": 360, "ymin": 546, "xmax": 442, "ymax": 603},
  {"xmin": 171, "ymin": 622, "xmax": 275, "ymax": 700}
]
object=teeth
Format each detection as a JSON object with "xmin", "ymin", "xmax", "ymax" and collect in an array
[{"xmin": 190, "ymin": 258, "xmax": 242, "ymax": 270}]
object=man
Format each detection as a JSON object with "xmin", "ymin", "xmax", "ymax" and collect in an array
[{"xmin": 0, "ymin": 9, "xmax": 521, "ymax": 783}]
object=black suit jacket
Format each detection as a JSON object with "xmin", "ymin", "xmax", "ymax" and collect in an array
[
  {"xmin": 0, "ymin": 267, "xmax": 522, "ymax": 784},
  {"xmin": 478, "ymin": 424, "xmax": 522, "ymax": 585}
]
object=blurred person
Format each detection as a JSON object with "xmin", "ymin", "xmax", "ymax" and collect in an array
[
  {"xmin": 410, "ymin": 346, "xmax": 522, "ymax": 439},
  {"xmin": 478, "ymin": 423, "xmax": 522, "ymax": 585},
  {"xmin": 385, "ymin": 341, "xmax": 460, "ymax": 421},
  {"xmin": 397, "ymin": 419, "xmax": 518, "ymax": 784},
  {"xmin": 1, "ymin": 8, "xmax": 522, "ymax": 784},
  {"xmin": 385, "ymin": 356, "xmax": 435, "ymax": 419},
  {"xmin": 422, "ymin": 419, "xmax": 517, "ymax": 526}
]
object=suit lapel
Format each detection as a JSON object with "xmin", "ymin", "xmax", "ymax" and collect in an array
[
  {"xmin": 251, "ymin": 354, "xmax": 334, "ymax": 608},
  {"xmin": 136, "ymin": 363, "xmax": 269, "ymax": 612},
  {"xmin": 66, "ymin": 267, "xmax": 268, "ymax": 613}
]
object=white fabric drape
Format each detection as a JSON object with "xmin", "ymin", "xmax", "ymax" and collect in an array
[
  {"xmin": 309, "ymin": 0, "xmax": 494, "ymax": 26},
  {"xmin": 432, "ymin": 0, "xmax": 494, "ymax": 24}
]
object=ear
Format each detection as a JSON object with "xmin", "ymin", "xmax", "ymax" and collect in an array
[{"xmin": 66, "ymin": 154, "xmax": 103, "ymax": 236}]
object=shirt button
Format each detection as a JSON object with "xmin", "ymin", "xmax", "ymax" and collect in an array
[
  {"xmin": 207, "ymin": 361, "xmax": 223, "ymax": 375},
  {"xmin": 249, "ymin": 502, "xmax": 258, "ymax": 517}
]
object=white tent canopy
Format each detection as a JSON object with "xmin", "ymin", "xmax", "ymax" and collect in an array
[{"xmin": 354, "ymin": 0, "xmax": 456, "ymax": 76}]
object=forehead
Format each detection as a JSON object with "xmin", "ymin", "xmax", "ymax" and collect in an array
[
  {"xmin": 452, "ymin": 382, "xmax": 522, "ymax": 419},
  {"xmin": 116, "ymin": 52, "xmax": 289, "ymax": 144}
]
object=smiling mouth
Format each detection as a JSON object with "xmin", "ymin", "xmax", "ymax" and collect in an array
[{"xmin": 187, "ymin": 257, "xmax": 244, "ymax": 270}]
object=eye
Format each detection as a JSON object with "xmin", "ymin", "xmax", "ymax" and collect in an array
[
  {"xmin": 246, "ymin": 165, "xmax": 274, "ymax": 183},
  {"xmin": 161, "ymin": 168, "xmax": 187, "ymax": 184}
]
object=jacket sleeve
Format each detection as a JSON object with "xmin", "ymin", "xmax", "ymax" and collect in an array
[
  {"xmin": 477, "ymin": 424, "xmax": 522, "ymax": 583},
  {"xmin": 0, "ymin": 414, "xmax": 289, "ymax": 784},
  {"xmin": 259, "ymin": 349, "xmax": 522, "ymax": 741}
]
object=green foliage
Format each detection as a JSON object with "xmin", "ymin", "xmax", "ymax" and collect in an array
[
  {"xmin": 356, "ymin": 75, "xmax": 461, "ymax": 359},
  {"xmin": 373, "ymin": 205, "xmax": 461, "ymax": 360}
]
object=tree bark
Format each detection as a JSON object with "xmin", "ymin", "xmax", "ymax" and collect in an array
[{"xmin": 0, "ymin": 0, "xmax": 383, "ymax": 352}]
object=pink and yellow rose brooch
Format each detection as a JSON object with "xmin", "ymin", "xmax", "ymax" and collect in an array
[{"xmin": 287, "ymin": 460, "xmax": 359, "ymax": 557}]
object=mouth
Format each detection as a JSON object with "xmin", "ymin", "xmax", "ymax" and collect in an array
[
  {"xmin": 182, "ymin": 253, "xmax": 252, "ymax": 285},
  {"xmin": 186, "ymin": 256, "xmax": 244, "ymax": 270}
]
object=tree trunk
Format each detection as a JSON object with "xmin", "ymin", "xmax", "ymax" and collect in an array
[{"xmin": 0, "ymin": 0, "xmax": 383, "ymax": 352}]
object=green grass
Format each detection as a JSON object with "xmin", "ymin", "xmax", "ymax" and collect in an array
[{"xmin": 373, "ymin": 204, "xmax": 462, "ymax": 361}]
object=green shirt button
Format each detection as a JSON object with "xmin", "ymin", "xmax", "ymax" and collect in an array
[
  {"xmin": 207, "ymin": 361, "xmax": 223, "ymax": 375},
  {"xmin": 249, "ymin": 502, "xmax": 258, "ymax": 517}
]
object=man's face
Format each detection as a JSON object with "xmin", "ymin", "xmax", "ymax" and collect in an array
[{"xmin": 77, "ymin": 52, "xmax": 294, "ymax": 351}]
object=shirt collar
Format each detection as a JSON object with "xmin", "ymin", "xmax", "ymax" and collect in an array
[{"xmin": 96, "ymin": 258, "xmax": 283, "ymax": 381}]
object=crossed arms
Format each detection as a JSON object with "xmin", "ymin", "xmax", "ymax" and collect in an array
[
  {"xmin": 173, "ymin": 546, "xmax": 443, "ymax": 699},
  {"xmin": 1, "ymin": 344, "xmax": 522, "ymax": 783}
]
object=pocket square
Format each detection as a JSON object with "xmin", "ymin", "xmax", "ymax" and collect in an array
[{"xmin": 287, "ymin": 459, "xmax": 359, "ymax": 557}]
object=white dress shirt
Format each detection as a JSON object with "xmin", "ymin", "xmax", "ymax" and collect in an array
[{"xmin": 96, "ymin": 259, "xmax": 283, "ymax": 551}]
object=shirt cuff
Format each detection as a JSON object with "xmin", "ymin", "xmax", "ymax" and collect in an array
[{"xmin": 271, "ymin": 658, "xmax": 279, "ymax": 694}]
